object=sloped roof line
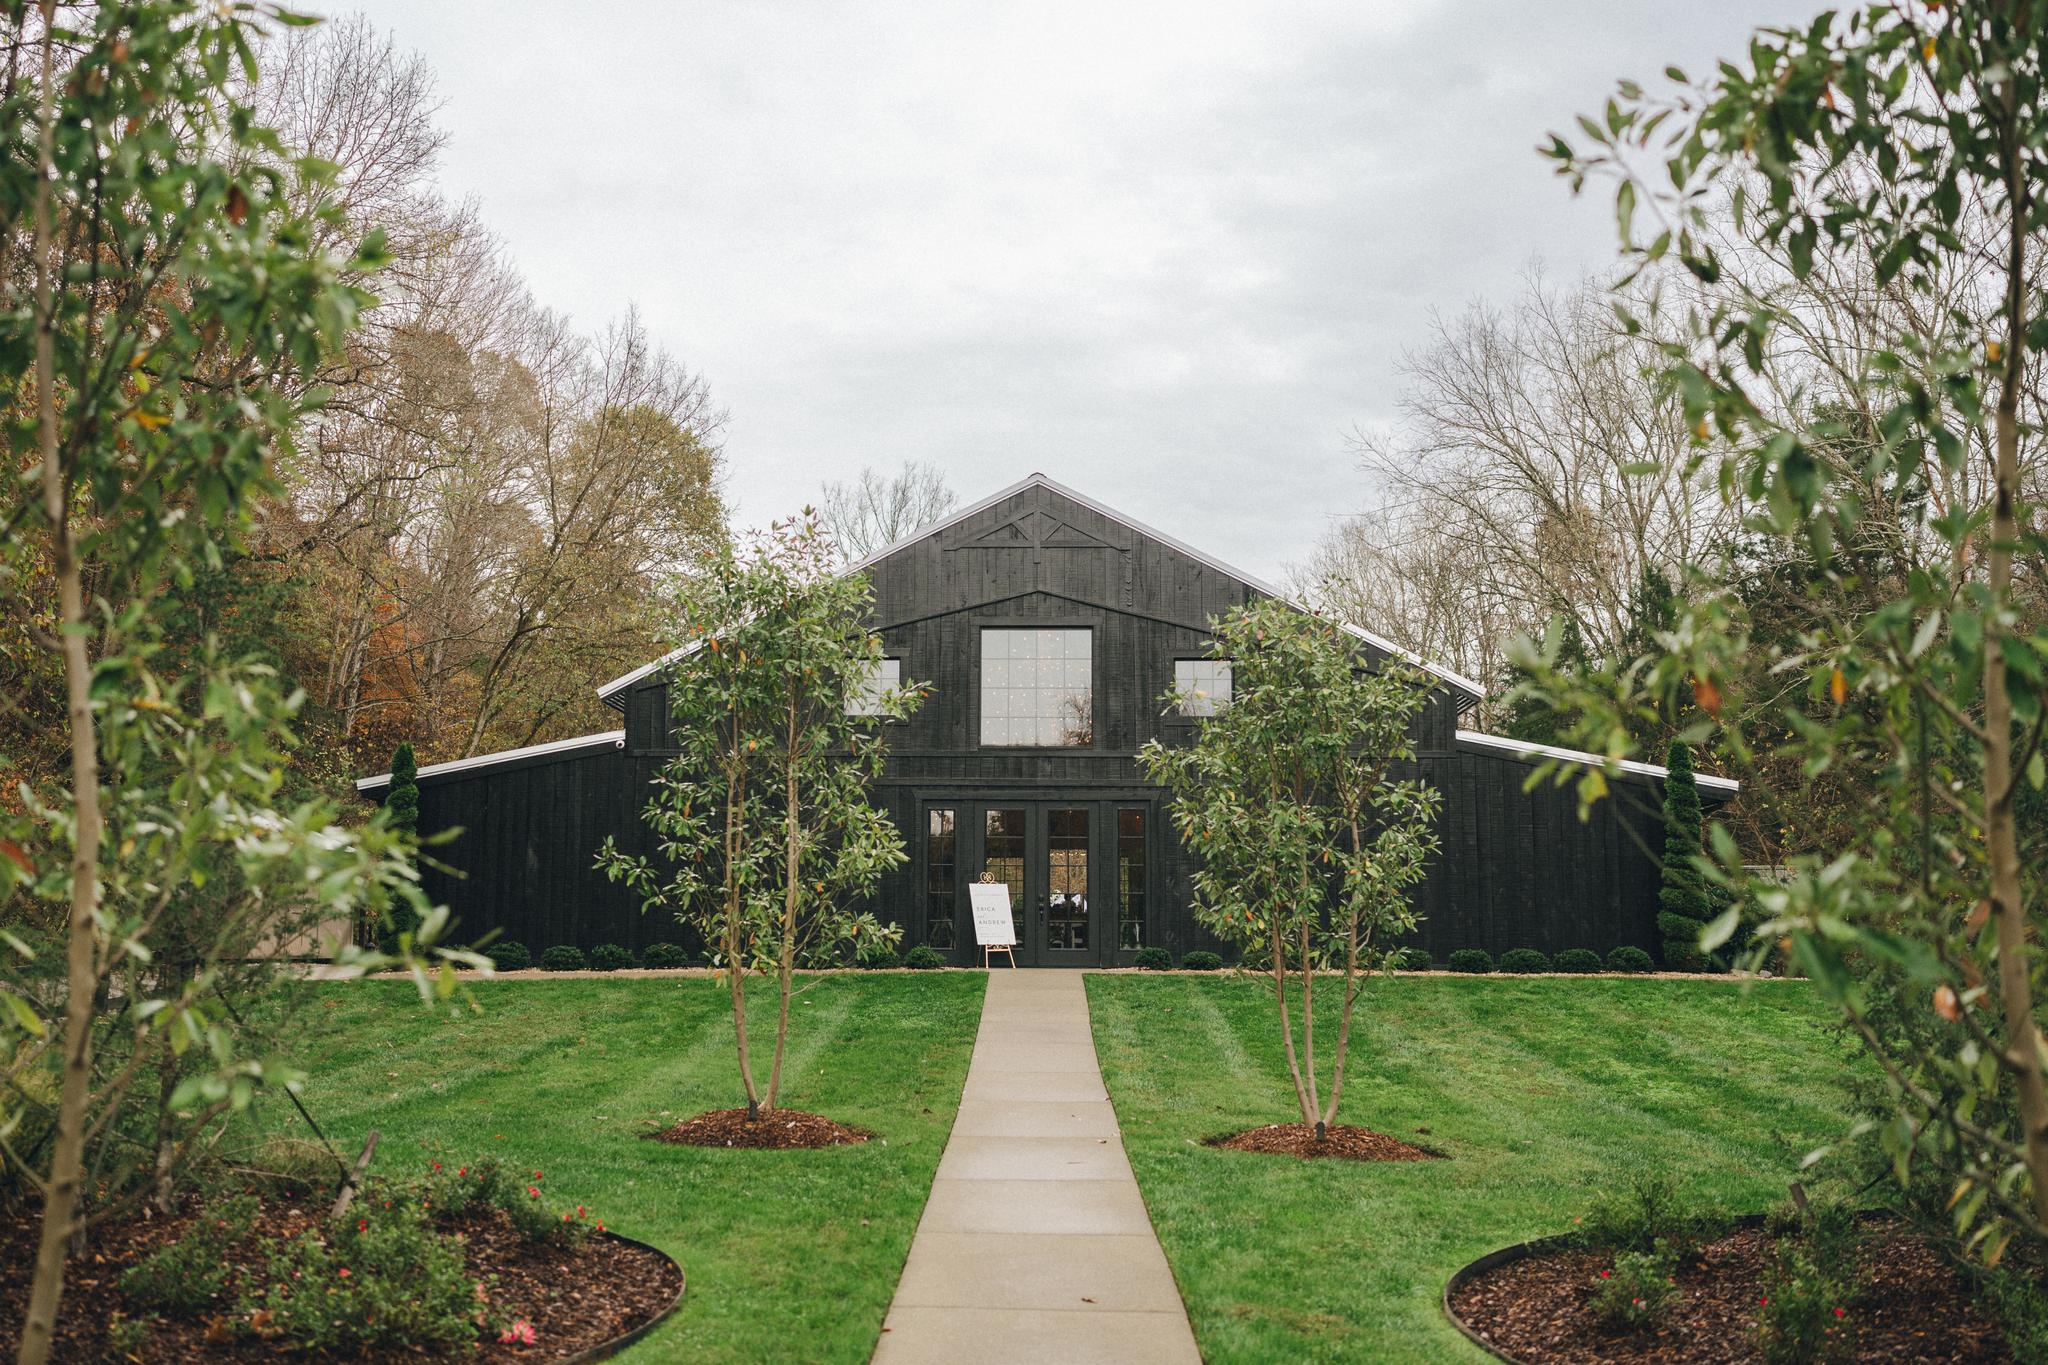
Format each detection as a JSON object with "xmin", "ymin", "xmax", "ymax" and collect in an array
[
  {"xmin": 355, "ymin": 730, "xmax": 625, "ymax": 793},
  {"xmin": 1455, "ymin": 728, "xmax": 1741, "ymax": 793},
  {"xmin": 596, "ymin": 471, "xmax": 1486, "ymax": 704}
]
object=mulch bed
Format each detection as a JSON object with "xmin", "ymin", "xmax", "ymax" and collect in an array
[
  {"xmin": 644, "ymin": 1107, "xmax": 871, "ymax": 1149},
  {"xmin": 1447, "ymin": 1223, "xmax": 2013, "ymax": 1363},
  {"xmin": 1205, "ymin": 1122, "xmax": 1441, "ymax": 1162},
  {"xmin": 0, "ymin": 1194, "xmax": 682, "ymax": 1363}
]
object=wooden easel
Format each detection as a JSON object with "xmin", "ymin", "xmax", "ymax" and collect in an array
[{"xmin": 970, "ymin": 880, "xmax": 1019, "ymax": 968}]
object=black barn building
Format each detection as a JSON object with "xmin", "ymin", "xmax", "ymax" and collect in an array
[{"xmin": 357, "ymin": 473, "xmax": 1736, "ymax": 967}]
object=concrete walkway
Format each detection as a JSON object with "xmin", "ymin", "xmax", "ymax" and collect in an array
[{"xmin": 873, "ymin": 971, "xmax": 1200, "ymax": 1364}]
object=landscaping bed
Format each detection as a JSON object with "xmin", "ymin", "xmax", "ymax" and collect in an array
[
  {"xmin": 264, "ymin": 973, "xmax": 985, "ymax": 1362},
  {"xmin": 0, "ymin": 1170, "xmax": 682, "ymax": 1363},
  {"xmin": 1446, "ymin": 1220, "xmax": 2012, "ymax": 1363},
  {"xmin": 1207, "ymin": 1121, "xmax": 1440, "ymax": 1162},
  {"xmin": 647, "ymin": 1107, "xmax": 871, "ymax": 1149},
  {"xmin": 1087, "ymin": 973, "xmax": 1864, "ymax": 1362}
]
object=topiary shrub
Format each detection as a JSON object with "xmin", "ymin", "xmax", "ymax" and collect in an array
[
  {"xmin": 1554, "ymin": 948, "xmax": 1605, "ymax": 973},
  {"xmin": 540, "ymin": 945, "xmax": 585, "ymax": 972},
  {"xmin": 1181, "ymin": 950, "xmax": 1223, "ymax": 971},
  {"xmin": 1447, "ymin": 948, "xmax": 1494, "ymax": 974},
  {"xmin": 1657, "ymin": 739, "xmax": 1722, "ymax": 971},
  {"xmin": 1499, "ymin": 947, "xmax": 1550, "ymax": 974},
  {"xmin": 642, "ymin": 942, "xmax": 692, "ymax": 969},
  {"xmin": 901, "ymin": 945, "xmax": 944, "ymax": 970},
  {"xmin": 1396, "ymin": 947, "xmax": 1434, "ymax": 971},
  {"xmin": 486, "ymin": 940, "xmax": 530, "ymax": 972},
  {"xmin": 1607, "ymin": 945, "xmax": 1656, "ymax": 974},
  {"xmin": 1133, "ymin": 947, "xmax": 1173, "ymax": 971},
  {"xmin": 587, "ymin": 943, "xmax": 633, "ymax": 972}
]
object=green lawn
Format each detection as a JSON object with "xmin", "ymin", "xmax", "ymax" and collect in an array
[
  {"xmin": 262, "ymin": 972, "xmax": 985, "ymax": 1363},
  {"xmin": 1086, "ymin": 973, "xmax": 1861, "ymax": 1364}
]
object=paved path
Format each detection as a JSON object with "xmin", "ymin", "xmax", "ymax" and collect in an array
[{"xmin": 873, "ymin": 971, "xmax": 1201, "ymax": 1364}]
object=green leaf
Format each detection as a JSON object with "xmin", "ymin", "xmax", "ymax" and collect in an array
[
  {"xmin": 1, "ymin": 989, "xmax": 44, "ymax": 1038},
  {"xmin": 1700, "ymin": 904, "xmax": 1742, "ymax": 953}
]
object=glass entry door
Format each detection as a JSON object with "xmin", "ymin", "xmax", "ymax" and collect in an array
[{"xmin": 974, "ymin": 804, "xmax": 1098, "ymax": 966}]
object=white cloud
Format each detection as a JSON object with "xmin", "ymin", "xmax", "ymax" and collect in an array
[{"xmin": 340, "ymin": 0, "xmax": 1815, "ymax": 579}]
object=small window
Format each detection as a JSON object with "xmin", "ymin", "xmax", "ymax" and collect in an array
[
  {"xmin": 846, "ymin": 658, "xmax": 902, "ymax": 716},
  {"xmin": 1173, "ymin": 659, "xmax": 1232, "ymax": 716},
  {"xmin": 1118, "ymin": 808, "xmax": 1146, "ymax": 950},
  {"xmin": 925, "ymin": 808, "xmax": 956, "ymax": 949}
]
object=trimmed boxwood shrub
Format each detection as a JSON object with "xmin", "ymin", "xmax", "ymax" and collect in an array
[
  {"xmin": 1554, "ymin": 948, "xmax": 1605, "ymax": 973},
  {"xmin": 486, "ymin": 940, "xmax": 530, "ymax": 972},
  {"xmin": 1181, "ymin": 950, "xmax": 1223, "ymax": 971},
  {"xmin": 1447, "ymin": 948, "xmax": 1494, "ymax": 974},
  {"xmin": 1396, "ymin": 947, "xmax": 1433, "ymax": 971},
  {"xmin": 1133, "ymin": 947, "xmax": 1173, "ymax": 971},
  {"xmin": 587, "ymin": 943, "xmax": 633, "ymax": 972},
  {"xmin": 540, "ymin": 945, "xmax": 585, "ymax": 972},
  {"xmin": 1607, "ymin": 945, "xmax": 1656, "ymax": 974},
  {"xmin": 642, "ymin": 942, "xmax": 692, "ymax": 969},
  {"xmin": 902, "ymin": 945, "xmax": 944, "ymax": 970},
  {"xmin": 1499, "ymin": 948, "xmax": 1550, "ymax": 974}
]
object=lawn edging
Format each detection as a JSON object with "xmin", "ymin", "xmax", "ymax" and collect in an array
[{"xmin": 560, "ymin": 1232, "xmax": 688, "ymax": 1365}]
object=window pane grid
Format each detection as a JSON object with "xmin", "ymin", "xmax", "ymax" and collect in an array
[
  {"xmin": 1118, "ymin": 808, "xmax": 1146, "ymax": 950},
  {"xmin": 847, "ymin": 658, "xmax": 902, "ymax": 716},
  {"xmin": 1174, "ymin": 659, "xmax": 1232, "ymax": 717},
  {"xmin": 925, "ymin": 808, "xmax": 956, "ymax": 949},
  {"xmin": 980, "ymin": 628, "xmax": 1091, "ymax": 746}
]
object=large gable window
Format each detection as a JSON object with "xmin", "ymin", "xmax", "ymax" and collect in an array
[
  {"xmin": 1173, "ymin": 659, "xmax": 1233, "ymax": 716},
  {"xmin": 980, "ymin": 628, "xmax": 1091, "ymax": 746}
]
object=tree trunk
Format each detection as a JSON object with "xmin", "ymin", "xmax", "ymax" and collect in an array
[
  {"xmin": 22, "ymin": 21, "xmax": 105, "ymax": 1359},
  {"xmin": 1986, "ymin": 115, "xmax": 2048, "ymax": 1232},
  {"xmin": 1323, "ymin": 817, "xmax": 1365, "ymax": 1132},
  {"xmin": 723, "ymin": 731, "xmax": 761, "ymax": 1121},
  {"xmin": 1270, "ymin": 917, "xmax": 1313, "ymax": 1126},
  {"xmin": 766, "ymin": 689, "xmax": 800, "ymax": 1112},
  {"xmin": 1299, "ymin": 917, "xmax": 1321, "ymax": 1137}
]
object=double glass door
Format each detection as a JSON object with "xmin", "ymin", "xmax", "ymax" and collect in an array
[
  {"xmin": 979, "ymin": 806, "xmax": 1093, "ymax": 966},
  {"xmin": 923, "ymin": 800, "xmax": 1151, "ymax": 967}
]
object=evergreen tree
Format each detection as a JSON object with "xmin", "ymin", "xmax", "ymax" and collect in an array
[
  {"xmin": 377, "ymin": 743, "xmax": 423, "ymax": 951},
  {"xmin": 1656, "ymin": 739, "xmax": 1714, "ymax": 971}
]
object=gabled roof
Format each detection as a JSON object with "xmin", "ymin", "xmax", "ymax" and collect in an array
[
  {"xmin": 596, "ymin": 471, "xmax": 1486, "ymax": 708},
  {"xmin": 356, "ymin": 730, "xmax": 625, "ymax": 794},
  {"xmin": 1455, "ymin": 729, "xmax": 1740, "ymax": 796}
]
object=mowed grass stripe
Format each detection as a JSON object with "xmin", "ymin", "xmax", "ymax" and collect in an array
[
  {"xmin": 256, "ymin": 972, "xmax": 986, "ymax": 1364},
  {"xmin": 1085, "ymin": 973, "xmax": 1861, "ymax": 1364}
]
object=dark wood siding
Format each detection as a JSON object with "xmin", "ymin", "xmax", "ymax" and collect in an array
[{"xmin": 375, "ymin": 477, "xmax": 1718, "ymax": 966}]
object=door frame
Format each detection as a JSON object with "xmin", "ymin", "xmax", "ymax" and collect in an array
[{"xmin": 916, "ymin": 791, "xmax": 1158, "ymax": 967}]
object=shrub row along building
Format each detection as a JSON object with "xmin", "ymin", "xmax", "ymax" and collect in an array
[{"xmin": 357, "ymin": 473, "xmax": 1736, "ymax": 966}]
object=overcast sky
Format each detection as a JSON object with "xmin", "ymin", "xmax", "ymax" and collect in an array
[{"xmin": 345, "ymin": 0, "xmax": 1811, "ymax": 581}]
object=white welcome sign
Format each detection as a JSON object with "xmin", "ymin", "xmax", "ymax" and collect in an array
[{"xmin": 969, "ymin": 882, "xmax": 1018, "ymax": 946}]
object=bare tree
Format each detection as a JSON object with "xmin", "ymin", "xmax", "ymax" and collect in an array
[{"xmin": 819, "ymin": 460, "xmax": 959, "ymax": 561}]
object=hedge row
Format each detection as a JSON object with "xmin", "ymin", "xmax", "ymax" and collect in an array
[
  {"xmin": 1432, "ymin": 946, "xmax": 1659, "ymax": 975},
  {"xmin": 489, "ymin": 941, "xmax": 955, "ymax": 971}
]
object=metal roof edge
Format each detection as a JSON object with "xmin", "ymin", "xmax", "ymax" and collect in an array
[{"xmin": 355, "ymin": 730, "xmax": 627, "ymax": 794}]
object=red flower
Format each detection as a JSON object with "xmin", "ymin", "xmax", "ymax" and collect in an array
[
  {"xmin": 1760, "ymin": 1297, "xmax": 1769, "ymax": 1306},
  {"xmin": 458, "ymin": 1166, "xmax": 468, "ymax": 1177},
  {"xmin": 532, "ymin": 1170, "xmax": 543, "ymax": 1180},
  {"xmin": 498, "ymin": 1319, "xmax": 536, "ymax": 1345},
  {"xmin": 357, "ymin": 1219, "xmax": 367, "ymax": 1231},
  {"xmin": 596, "ymin": 1220, "xmax": 605, "ymax": 1233},
  {"xmin": 1599, "ymin": 1270, "xmax": 1610, "ymax": 1279},
  {"xmin": 527, "ymin": 1185, "xmax": 540, "ymax": 1198},
  {"xmin": 1833, "ymin": 1307, "xmax": 1846, "ymax": 1319},
  {"xmin": 432, "ymin": 1161, "xmax": 442, "ymax": 1171},
  {"xmin": 576, "ymin": 1205, "xmax": 585, "ymax": 1218},
  {"xmin": 338, "ymin": 1268, "xmax": 351, "ymax": 1279}
]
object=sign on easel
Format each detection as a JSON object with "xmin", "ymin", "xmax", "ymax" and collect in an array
[{"xmin": 969, "ymin": 882, "xmax": 1018, "ymax": 968}]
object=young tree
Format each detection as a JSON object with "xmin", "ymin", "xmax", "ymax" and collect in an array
[
  {"xmin": 1137, "ymin": 600, "xmax": 1440, "ymax": 1139},
  {"xmin": 1656, "ymin": 741, "xmax": 1714, "ymax": 971},
  {"xmin": 1539, "ymin": 0, "xmax": 2048, "ymax": 1256},
  {"xmin": 0, "ymin": 6, "xmax": 457, "ymax": 1359},
  {"xmin": 598, "ymin": 514, "xmax": 919, "ymax": 1120}
]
